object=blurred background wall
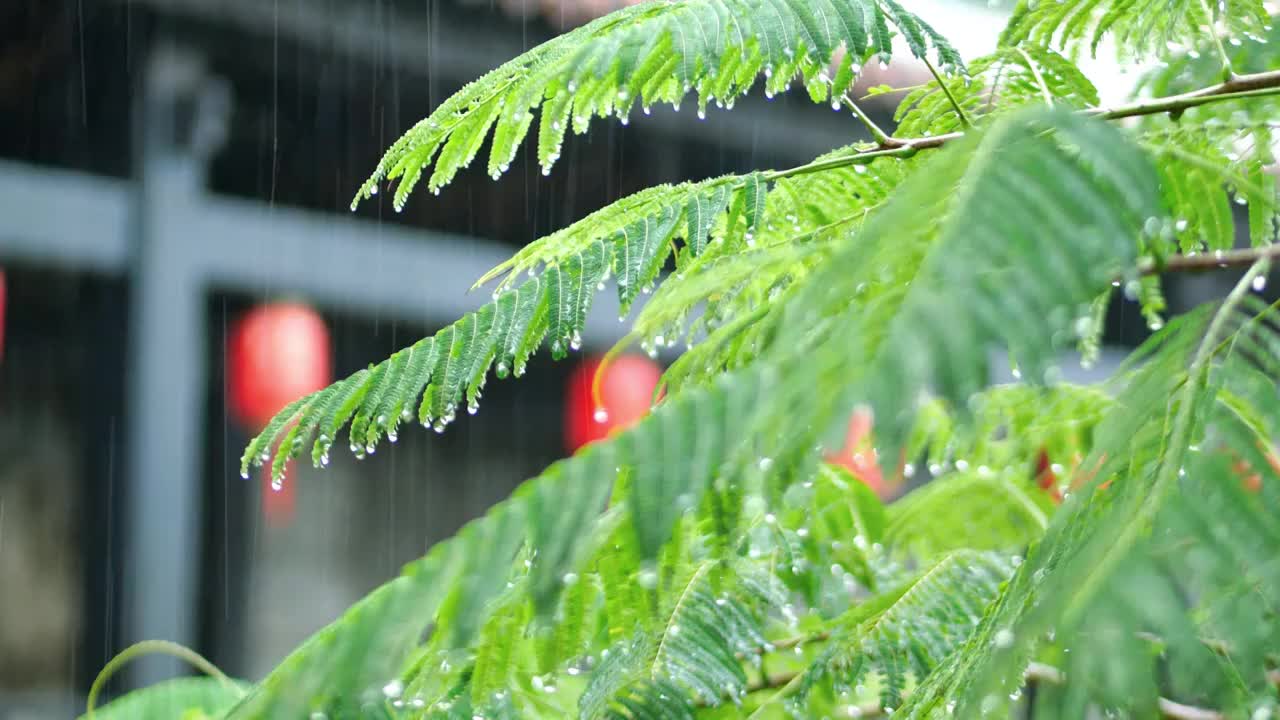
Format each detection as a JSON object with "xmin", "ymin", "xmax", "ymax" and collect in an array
[{"xmin": 0, "ymin": 1, "xmax": 1250, "ymax": 717}]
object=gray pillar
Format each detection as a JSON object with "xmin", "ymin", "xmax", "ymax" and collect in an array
[{"xmin": 121, "ymin": 45, "xmax": 229, "ymax": 689}]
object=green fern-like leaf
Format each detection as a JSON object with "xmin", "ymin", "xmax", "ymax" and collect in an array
[
  {"xmin": 1140, "ymin": 121, "xmax": 1279, "ymax": 253},
  {"xmin": 479, "ymin": 173, "xmax": 761, "ymax": 294},
  {"xmin": 245, "ymin": 171, "xmax": 802, "ymax": 481},
  {"xmin": 1131, "ymin": 31, "xmax": 1280, "ymax": 250},
  {"xmin": 885, "ymin": 469, "xmax": 1053, "ymax": 559},
  {"xmin": 352, "ymin": 0, "xmax": 962, "ymax": 209},
  {"xmin": 1035, "ymin": 299, "xmax": 1280, "ymax": 716},
  {"xmin": 999, "ymin": 0, "xmax": 1268, "ymax": 59},
  {"xmin": 799, "ymin": 550, "xmax": 1012, "ymax": 710},
  {"xmin": 578, "ymin": 560, "xmax": 784, "ymax": 717},
  {"xmin": 632, "ymin": 150, "xmax": 917, "ymax": 382},
  {"xmin": 906, "ymin": 383, "xmax": 1114, "ymax": 481},
  {"xmin": 894, "ymin": 46, "xmax": 1099, "ymax": 138},
  {"xmin": 470, "ymin": 587, "xmax": 532, "ymax": 709},
  {"xmin": 800, "ymin": 464, "xmax": 891, "ymax": 592},
  {"xmin": 225, "ymin": 497, "xmax": 527, "ymax": 718},
  {"xmin": 253, "ymin": 71, "xmax": 1153, "ymax": 485}
]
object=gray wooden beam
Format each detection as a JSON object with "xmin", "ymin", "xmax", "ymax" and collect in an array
[{"xmin": 0, "ymin": 160, "xmax": 130, "ymax": 272}]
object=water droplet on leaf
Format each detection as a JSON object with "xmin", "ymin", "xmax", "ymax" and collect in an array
[{"xmin": 994, "ymin": 629, "xmax": 1014, "ymax": 648}]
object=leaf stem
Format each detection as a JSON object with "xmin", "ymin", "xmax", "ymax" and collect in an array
[
  {"xmin": 1138, "ymin": 244, "xmax": 1280, "ymax": 276},
  {"xmin": 86, "ymin": 640, "xmax": 241, "ymax": 717},
  {"xmin": 922, "ymin": 56, "xmax": 972, "ymax": 127},
  {"xmin": 765, "ymin": 144, "xmax": 922, "ymax": 180},
  {"xmin": 841, "ymin": 94, "xmax": 895, "ymax": 145},
  {"xmin": 1198, "ymin": 0, "xmax": 1236, "ymax": 81},
  {"xmin": 1017, "ymin": 48, "xmax": 1055, "ymax": 107}
]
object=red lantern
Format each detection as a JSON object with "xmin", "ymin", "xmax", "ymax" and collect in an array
[
  {"xmin": 228, "ymin": 302, "xmax": 331, "ymax": 527},
  {"xmin": 565, "ymin": 354, "xmax": 662, "ymax": 453},
  {"xmin": 825, "ymin": 408, "xmax": 892, "ymax": 498},
  {"xmin": 261, "ymin": 459, "xmax": 298, "ymax": 528},
  {"xmin": 229, "ymin": 302, "xmax": 332, "ymax": 430},
  {"xmin": 1034, "ymin": 448, "xmax": 1063, "ymax": 503}
]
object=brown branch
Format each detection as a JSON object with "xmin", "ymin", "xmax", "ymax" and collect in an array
[
  {"xmin": 1092, "ymin": 69, "xmax": 1280, "ymax": 121},
  {"xmin": 768, "ymin": 69, "xmax": 1280, "ymax": 182},
  {"xmin": 1139, "ymin": 244, "xmax": 1280, "ymax": 276},
  {"xmin": 744, "ymin": 669, "xmax": 800, "ymax": 693}
]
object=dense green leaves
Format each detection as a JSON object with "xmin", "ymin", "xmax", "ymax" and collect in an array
[
  {"xmin": 756, "ymin": 108, "xmax": 1158, "ymax": 466},
  {"xmin": 226, "ymin": 496, "xmax": 529, "ymax": 718},
  {"xmin": 800, "ymin": 551, "xmax": 1012, "ymax": 710},
  {"xmin": 1140, "ymin": 122, "xmax": 1278, "ymax": 252},
  {"xmin": 198, "ymin": 1, "xmax": 1280, "ymax": 718},
  {"xmin": 885, "ymin": 470, "xmax": 1052, "ymax": 558},
  {"xmin": 79, "ymin": 678, "xmax": 248, "ymax": 720},
  {"xmin": 580, "ymin": 562, "xmax": 784, "ymax": 717},
  {"xmin": 895, "ymin": 46, "xmax": 1101, "ymax": 138},
  {"xmin": 899, "ymin": 293, "xmax": 1280, "ymax": 718},
  {"xmin": 227, "ymin": 104, "xmax": 1186, "ymax": 719},
  {"xmin": 1000, "ymin": 0, "xmax": 1269, "ymax": 60},
  {"xmin": 352, "ymin": 0, "xmax": 962, "ymax": 210},
  {"xmin": 243, "ymin": 174, "xmax": 774, "ymax": 483}
]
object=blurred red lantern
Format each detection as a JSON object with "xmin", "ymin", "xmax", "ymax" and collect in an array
[
  {"xmin": 229, "ymin": 301, "xmax": 332, "ymax": 431},
  {"xmin": 228, "ymin": 301, "xmax": 331, "ymax": 527},
  {"xmin": 261, "ymin": 459, "xmax": 298, "ymax": 528},
  {"xmin": 825, "ymin": 408, "xmax": 892, "ymax": 498},
  {"xmin": 565, "ymin": 354, "xmax": 662, "ymax": 453},
  {"xmin": 1034, "ymin": 448, "xmax": 1063, "ymax": 503}
]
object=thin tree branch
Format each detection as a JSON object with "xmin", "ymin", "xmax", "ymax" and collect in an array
[
  {"xmin": 766, "ymin": 144, "xmax": 922, "ymax": 180},
  {"xmin": 766, "ymin": 68, "xmax": 1280, "ymax": 182},
  {"xmin": 1091, "ymin": 68, "xmax": 1280, "ymax": 120},
  {"xmin": 1139, "ymin": 244, "xmax": 1280, "ymax": 276}
]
